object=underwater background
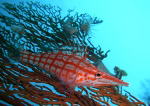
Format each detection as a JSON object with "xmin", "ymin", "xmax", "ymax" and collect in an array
[{"xmin": 0, "ymin": 0, "xmax": 150, "ymax": 105}]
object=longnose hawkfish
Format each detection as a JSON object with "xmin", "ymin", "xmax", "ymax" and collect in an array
[{"xmin": 20, "ymin": 51, "xmax": 128, "ymax": 87}]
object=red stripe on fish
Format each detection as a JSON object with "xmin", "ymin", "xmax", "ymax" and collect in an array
[{"xmin": 20, "ymin": 51, "xmax": 129, "ymax": 87}]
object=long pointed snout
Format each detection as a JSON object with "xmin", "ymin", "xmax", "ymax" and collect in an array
[
  {"xmin": 93, "ymin": 73, "xmax": 129, "ymax": 87},
  {"xmin": 102, "ymin": 74, "xmax": 129, "ymax": 86}
]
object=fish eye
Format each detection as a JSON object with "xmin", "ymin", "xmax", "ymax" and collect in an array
[{"xmin": 95, "ymin": 73, "xmax": 101, "ymax": 77}]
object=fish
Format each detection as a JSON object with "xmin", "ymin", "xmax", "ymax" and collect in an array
[{"xmin": 20, "ymin": 51, "xmax": 129, "ymax": 87}]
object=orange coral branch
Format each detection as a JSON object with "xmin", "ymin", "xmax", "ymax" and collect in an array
[{"xmin": 88, "ymin": 86, "xmax": 145, "ymax": 105}]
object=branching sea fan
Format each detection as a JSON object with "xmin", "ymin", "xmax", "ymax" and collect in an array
[{"xmin": 0, "ymin": 1, "xmax": 146, "ymax": 105}]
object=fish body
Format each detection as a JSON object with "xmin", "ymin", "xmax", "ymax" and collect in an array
[{"xmin": 20, "ymin": 51, "xmax": 128, "ymax": 87}]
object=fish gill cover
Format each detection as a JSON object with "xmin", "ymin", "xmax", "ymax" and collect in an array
[{"xmin": 0, "ymin": 1, "xmax": 146, "ymax": 106}]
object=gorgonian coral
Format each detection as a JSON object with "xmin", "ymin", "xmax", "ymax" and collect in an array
[{"xmin": 0, "ymin": 1, "xmax": 146, "ymax": 105}]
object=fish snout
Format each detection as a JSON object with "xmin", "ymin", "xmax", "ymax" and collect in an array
[{"xmin": 102, "ymin": 74, "xmax": 129, "ymax": 86}]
